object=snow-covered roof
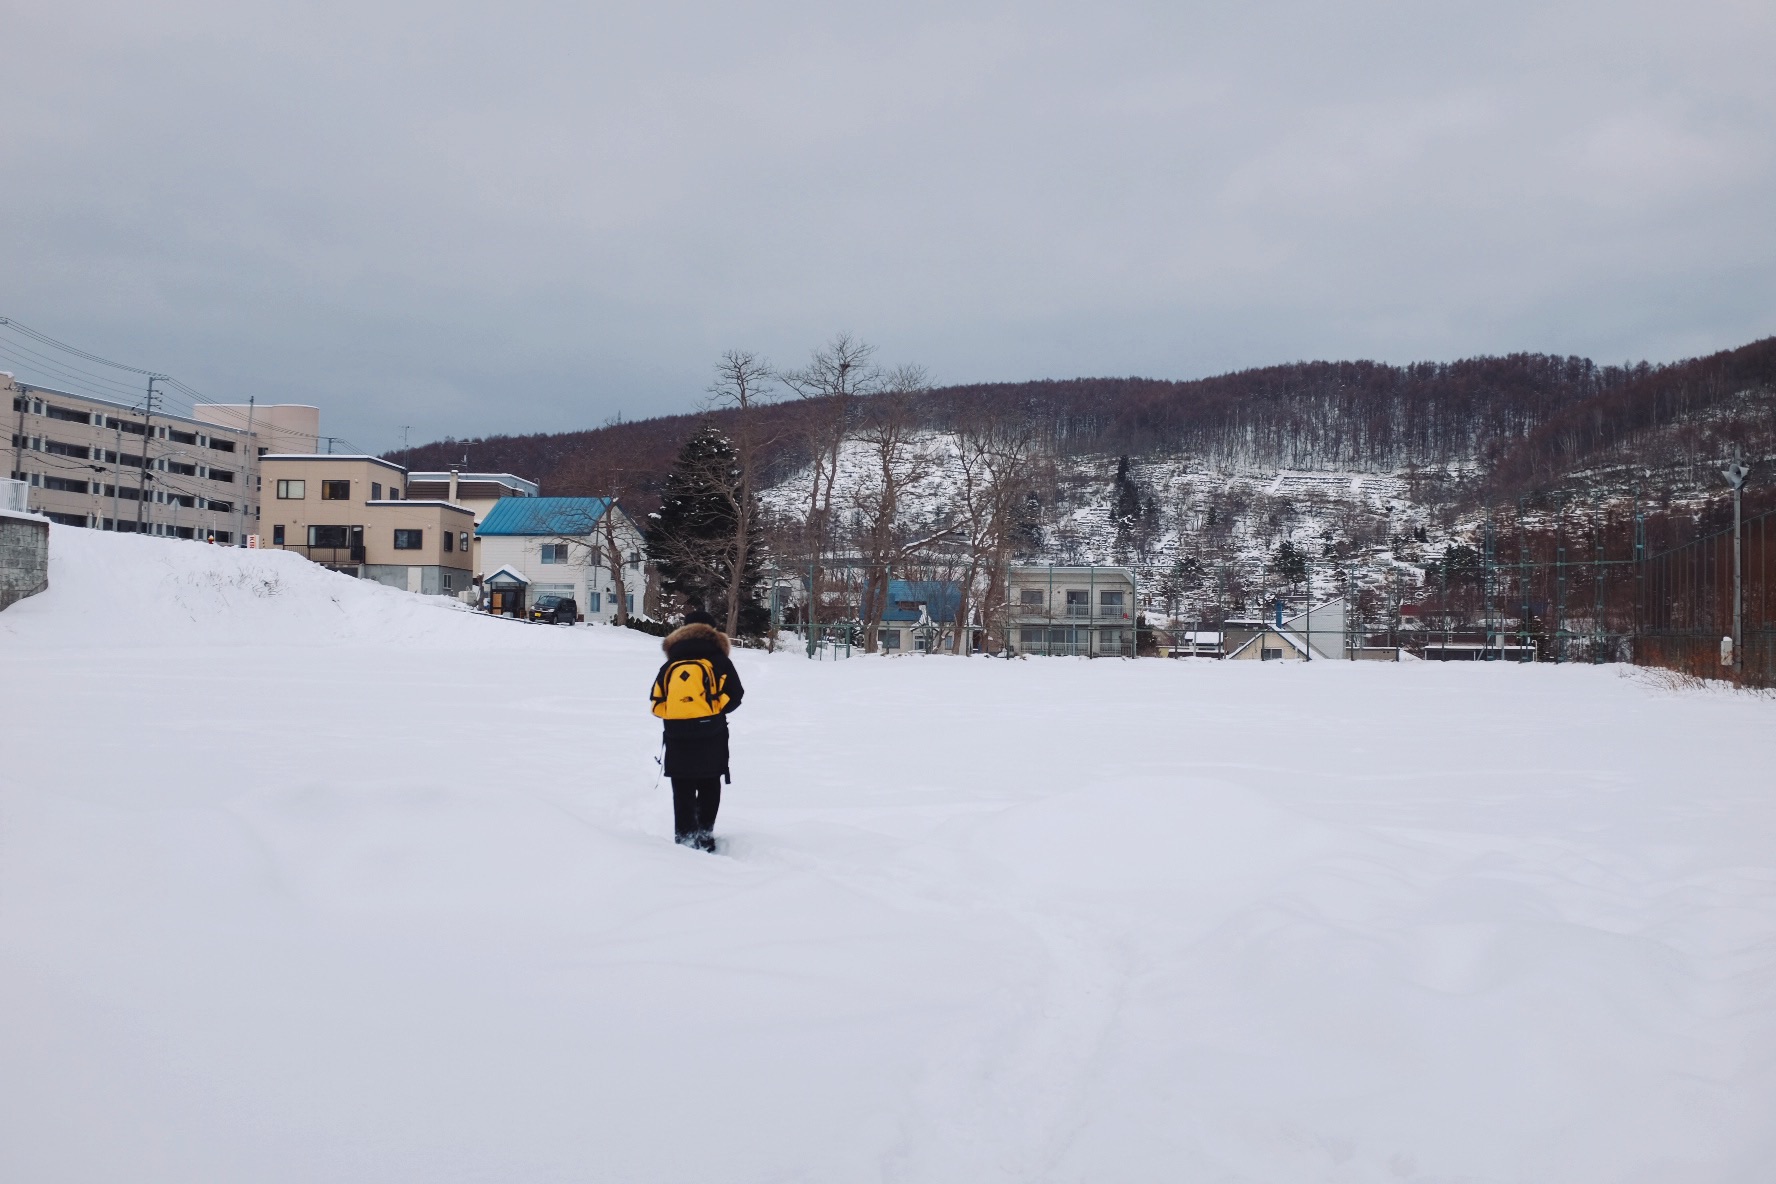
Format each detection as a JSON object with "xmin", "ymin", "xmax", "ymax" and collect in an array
[{"xmin": 485, "ymin": 565, "xmax": 529, "ymax": 585}]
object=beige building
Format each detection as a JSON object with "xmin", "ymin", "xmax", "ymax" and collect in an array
[
  {"xmin": 258, "ymin": 454, "xmax": 475, "ymax": 596},
  {"xmin": 1007, "ymin": 565, "xmax": 1138, "ymax": 657},
  {"xmin": 7, "ymin": 375, "xmax": 271, "ymax": 542},
  {"xmin": 191, "ymin": 404, "xmax": 321, "ymax": 455},
  {"xmin": 405, "ymin": 468, "xmax": 539, "ymax": 578}
]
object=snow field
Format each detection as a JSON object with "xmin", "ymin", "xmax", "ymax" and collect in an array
[{"xmin": 3, "ymin": 528, "xmax": 1775, "ymax": 1182}]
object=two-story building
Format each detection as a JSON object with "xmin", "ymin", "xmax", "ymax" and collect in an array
[
  {"xmin": 475, "ymin": 497, "xmax": 647, "ymax": 620},
  {"xmin": 875, "ymin": 579, "xmax": 966, "ymax": 653},
  {"xmin": 404, "ymin": 468, "xmax": 538, "ymax": 579},
  {"xmin": 1007, "ymin": 564, "xmax": 1138, "ymax": 657},
  {"xmin": 257, "ymin": 454, "xmax": 475, "ymax": 596}
]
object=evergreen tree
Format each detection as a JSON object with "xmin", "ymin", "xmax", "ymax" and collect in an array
[
  {"xmin": 644, "ymin": 426, "xmax": 768, "ymax": 632},
  {"xmin": 1269, "ymin": 539, "xmax": 1307, "ymax": 589}
]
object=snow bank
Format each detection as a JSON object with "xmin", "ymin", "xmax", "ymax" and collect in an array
[{"xmin": 3, "ymin": 529, "xmax": 1775, "ymax": 1182}]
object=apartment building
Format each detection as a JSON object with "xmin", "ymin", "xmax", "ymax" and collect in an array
[
  {"xmin": 1007, "ymin": 564, "xmax": 1138, "ymax": 657},
  {"xmin": 6, "ymin": 374, "xmax": 264, "ymax": 542},
  {"xmin": 258, "ymin": 454, "xmax": 475, "ymax": 596}
]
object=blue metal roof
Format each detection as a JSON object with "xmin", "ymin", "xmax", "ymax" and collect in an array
[
  {"xmin": 476, "ymin": 497, "xmax": 614, "ymax": 536},
  {"xmin": 880, "ymin": 579, "xmax": 963, "ymax": 624}
]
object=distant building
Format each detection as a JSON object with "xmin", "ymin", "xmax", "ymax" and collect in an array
[
  {"xmin": 1007, "ymin": 565, "xmax": 1137, "ymax": 657},
  {"xmin": 257, "ymin": 454, "xmax": 475, "ymax": 596},
  {"xmin": 475, "ymin": 497, "xmax": 648, "ymax": 621},
  {"xmin": 875, "ymin": 579, "xmax": 966, "ymax": 653},
  {"xmin": 1224, "ymin": 598, "xmax": 1399, "ymax": 660},
  {"xmin": 6, "ymin": 375, "xmax": 306, "ymax": 543},
  {"xmin": 1158, "ymin": 630, "xmax": 1224, "ymax": 658}
]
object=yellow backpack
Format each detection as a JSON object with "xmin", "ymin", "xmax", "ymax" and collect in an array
[{"xmin": 650, "ymin": 658, "xmax": 731, "ymax": 720}]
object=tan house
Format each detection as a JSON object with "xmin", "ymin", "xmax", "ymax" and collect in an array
[
  {"xmin": 258, "ymin": 454, "xmax": 474, "ymax": 596},
  {"xmin": 405, "ymin": 468, "xmax": 538, "ymax": 578}
]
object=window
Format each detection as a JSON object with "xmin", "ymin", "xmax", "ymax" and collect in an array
[
  {"xmin": 168, "ymin": 494, "xmax": 195, "ymax": 509},
  {"xmin": 167, "ymin": 429, "xmax": 197, "ymax": 445},
  {"xmin": 878, "ymin": 628, "xmax": 902, "ymax": 650},
  {"xmin": 442, "ymin": 573, "xmax": 454, "ymax": 592},
  {"xmin": 308, "ymin": 525, "xmax": 349, "ymax": 548},
  {"xmin": 44, "ymin": 440, "xmax": 90, "ymax": 459},
  {"xmin": 443, "ymin": 531, "xmax": 454, "ymax": 553},
  {"xmin": 321, "ymin": 480, "xmax": 351, "ymax": 501},
  {"xmin": 209, "ymin": 438, "xmax": 236, "ymax": 453},
  {"xmin": 165, "ymin": 460, "xmax": 197, "ymax": 477},
  {"xmin": 44, "ymin": 404, "xmax": 90, "ymax": 424},
  {"xmin": 625, "ymin": 593, "xmax": 634, "ymax": 613},
  {"xmin": 44, "ymin": 511, "xmax": 88, "ymax": 527},
  {"xmin": 213, "ymin": 531, "xmax": 232, "ymax": 544},
  {"xmin": 1261, "ymin": 647, "xmax": 1283, "ymax": 661},
  {"xmin": 209, "ymin": 469, "xmax": 235, "ymax": 483},
  {"xmin": 371, "ymin": 482, "xmax": 382, "ymax": 500},
  {"xmin": 272, "ymin": 525, "xmax": 286, "ymax": 545},
  {"xmin": 105, "ymin": 417, "xmax": 147, "ymax": 436},
  {"xmin": 207, "ymin": 500, "xmax": 232, "ymax": 514},
  {"xmin": 1021, "ymin": 628, "xmax": 1045, "ymax": 646},
  {"xmin": 460, "ymin": 531, "xmax": 469, "ymax": 553},
  {"xmin": 540, "ymin": 543, "xmax": 568, "ymax": 564},
  {"xmin": 276, "ymin": 479, "xmax": 305, "ymax": 499},
  {"xmin": 1020, "ymin": 589, "xmax": 1044, "ymax": 607},
  {"xmin": 42, "ymin": 476, "xmax": 89, "ymax": 493},
  {"xmin": 1099, "ymin": 629, "xmax": 1124, "ymax": 650},
  {"xmin": 628, "ymin": 550, "xmax": 641, "ymax": 566},
  {"xmin": 394, "ymin": 529, "xmax": 423, "ymax": 550},
  {"xmin": 1100, "ymin": 590, "xmax": 1125, "ymax": 615},
  {"xmin": 1065, "ymin": 590, "xmax": 1091, "ymax": 617},
  {"xmin": 587, "ymin": 592, "xmax": 602, "ymax": 612}
]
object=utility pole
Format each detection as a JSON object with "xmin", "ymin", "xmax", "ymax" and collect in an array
[
  {"xmin": 1723, "ymin": 451, "xmax": 1752, "ymax": 671},
  {"xmin": 135, "ymin": 376, "xmax": 161, "ymax": 535},
  {"xmin": 111, "ymin": 413, "xmax": 123, "ymax": 528},
  {"xmin": 238, "ymin": 396, "xmax": 255, "ymax": 545}
]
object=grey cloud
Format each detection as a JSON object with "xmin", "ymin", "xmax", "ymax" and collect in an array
[{"xmin": 3, "ymin": 1, "xmax": 1772, "ymax": 450}]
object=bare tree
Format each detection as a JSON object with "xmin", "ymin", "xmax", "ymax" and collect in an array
[
  {"xmin": 552, "ymin": 442, "xmax": 641, "ymax": 625},
  {"xmin": 704, "ymin": 350, "xmax": 778, "ymax": 637},
  {"xmin": 777, "ymin": 334, "xmax": 882, "ymax": 621},
  {"xmin": 850, "ymin": 365, "xmax": 934, "ymax": 651},
  {"xmin": 947, "ymin": 411, "xmax": 1038, "ymax": 653}
]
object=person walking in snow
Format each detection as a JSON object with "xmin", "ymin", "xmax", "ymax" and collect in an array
[{"xmin": 650, "ymin": 612, "xmax": 744, "ymax": 851}]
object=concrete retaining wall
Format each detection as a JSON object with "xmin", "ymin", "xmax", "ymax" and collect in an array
[{"xmin": 0, "ymin": 511, "xmax": 49, "ymax": 611}]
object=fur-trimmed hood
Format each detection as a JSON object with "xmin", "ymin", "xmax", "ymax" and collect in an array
[{"xmin": 662, "ymin": 621, "xmax": 730, "ymax": 655}]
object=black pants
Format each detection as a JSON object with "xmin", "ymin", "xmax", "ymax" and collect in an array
[{"xmin": 671, "ymin": 776, "xmax": 722, "ymax": 839}]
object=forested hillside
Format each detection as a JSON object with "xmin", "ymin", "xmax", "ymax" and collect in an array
[{"xmin": 389, "ymin": 339, "xmax": 1776, "ymax": 515}]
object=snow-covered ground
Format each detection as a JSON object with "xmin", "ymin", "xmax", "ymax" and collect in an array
[{"xmin": 4, "ymin": 530, "xmax": 1775, "ymax": 1183}]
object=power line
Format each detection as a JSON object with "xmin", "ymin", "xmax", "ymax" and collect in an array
[{"xmin": 0, "ymin": 317, "xmax": 167, "ymax": 378}]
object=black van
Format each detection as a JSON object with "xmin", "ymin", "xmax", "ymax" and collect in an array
[{"xmin": 529, "ymin": 594, "xmax": 578, "ymax": 625}]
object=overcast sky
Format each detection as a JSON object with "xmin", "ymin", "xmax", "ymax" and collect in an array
[{"xmin": 4, "ymin": 1, "xmax": 1773, "ymax": 451}]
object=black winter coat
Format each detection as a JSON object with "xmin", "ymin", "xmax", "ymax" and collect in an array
[{"xmin": 654, "ymin": 622, "xmax": 745, "ymax": 780}]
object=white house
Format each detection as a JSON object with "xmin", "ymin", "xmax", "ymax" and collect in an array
[{"xmin": 475, "ymin": 497, "xmax": 648, "ymax": 621}]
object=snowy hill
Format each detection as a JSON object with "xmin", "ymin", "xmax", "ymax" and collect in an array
[{"xmin": 4, "ymin": 528, "xmax": 1776, "ymax": 1182}]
